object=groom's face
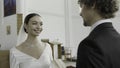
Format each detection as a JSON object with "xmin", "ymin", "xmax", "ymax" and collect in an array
[{"xmin": 25, "ymin": 16, "xmax": 43, "ymax": 36}]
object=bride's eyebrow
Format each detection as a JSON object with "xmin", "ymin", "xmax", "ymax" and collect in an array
[
  {"xmin": 29, "ymin": 19, "xmax": 41, "ymax": 22},
  {"xmin": 30, "ymin": 20, "xmax": 43, "ymax": 24}
]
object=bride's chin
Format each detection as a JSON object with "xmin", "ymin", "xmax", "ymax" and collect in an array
[
  {"xmin": 32, "ymin": 35, "xmax": 39, "ymax": 37},
  {"xmin": 35, "ymin": 34, "xmax": 40, "ymax": 36}
]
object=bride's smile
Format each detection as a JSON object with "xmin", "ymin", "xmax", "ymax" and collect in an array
[{"xmin": 25, "ymin": 16, "xmax": 43, "ymax": 36}]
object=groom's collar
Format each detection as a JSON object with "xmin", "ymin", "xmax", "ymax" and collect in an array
[{"xmin": 91, "ymin": 19, "xmax": 112, "ymax": 32}]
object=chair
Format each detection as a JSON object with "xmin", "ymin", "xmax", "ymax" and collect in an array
[
  {"xmin": 0, "ymin": 50, "xmax": 10, "ymax": 68},
  {"xmin": 62, "ymin": 47, "xmax": 72, "ymax": 61},
  {"xmin": 41, "ymin": 38, "xmax": 62, "ymax": 59}
]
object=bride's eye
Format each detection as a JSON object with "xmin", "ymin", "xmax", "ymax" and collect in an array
[
  {"xmin": 40, "ymin": 22, "xmax": 43, "ymax": 26},
  {"xmin": 32, "ymin": 21, "xmax": 37, "ymax": 25}
]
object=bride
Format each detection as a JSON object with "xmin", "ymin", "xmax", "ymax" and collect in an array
[
  {"xmin": 10, "ymin": 13, "xmax": 52, "ymax": 68},
  {"xmin": 10, "ymin": 13, "xmax": 65, "ymax": 68}
]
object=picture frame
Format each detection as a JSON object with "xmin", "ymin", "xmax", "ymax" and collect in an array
[
  {"xmin": 4, "ymin": 0, "xmax": 16, "ymax": 17},
  {"xmin": 6, "ymin": 25, "xmax": 11, "ymax": 35}
]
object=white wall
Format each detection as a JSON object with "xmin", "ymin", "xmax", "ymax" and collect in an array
[
  {"xmin": 112, "ymin": 9, "xmax": 120, "ymax": 32},
  {"xmin": 0, "ymin": 0, "xmax": 17, "ymax": 50},
  {"xmin": 64, "ymin": 0, "xmax": 90, "ymax": 57},
  {"xmin": 1, "ymin": 15, "xmax": 17, "ymax": 50},
  {"xmin": 0, "ymin": 0, "xmax": 3, "ymax": 24}
]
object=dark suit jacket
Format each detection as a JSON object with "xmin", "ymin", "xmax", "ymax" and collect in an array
[{"xmin": 76, "ymin": 23, "xmax": 120, "ymax": 68}]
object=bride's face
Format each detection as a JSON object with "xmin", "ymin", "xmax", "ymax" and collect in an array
[{"xmin": 25, "ymin": 16, "xmax": 43, "ymax": 36}]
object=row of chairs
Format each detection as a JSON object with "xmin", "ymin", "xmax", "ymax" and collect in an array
[{"xmin": 0, "ymin": 50, "xmax": 10, "ymax": 68}]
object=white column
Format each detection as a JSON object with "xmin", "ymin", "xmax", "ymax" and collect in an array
[
  {"xmin": 0, "ymin": 0, "xmax": 4, "ymax": 24},
  {"xmin": 64, "ymin": 0, "xmax": 73, "ymax": 47}
]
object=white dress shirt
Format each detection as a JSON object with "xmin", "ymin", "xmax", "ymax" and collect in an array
[{"xmin": 91, "ymin": 19, "xmax": 112, "ymax": 32}]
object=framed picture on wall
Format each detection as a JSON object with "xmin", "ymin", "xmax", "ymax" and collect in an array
[
  {"xmin": 4, "ymin": 0, "xmax": 16, "ymax": 17},
  {"xmin": 6, "ymin": 25, "xmax": 11, "ymax": 35}
]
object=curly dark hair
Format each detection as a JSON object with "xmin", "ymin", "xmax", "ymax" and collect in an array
[
  {"xmin": 24, "ymin": 13, "xmax": 41, "ymax": 33},
  {"xmin": 78, "ymin": 0, "xmax": 119, "ymax": 18}
]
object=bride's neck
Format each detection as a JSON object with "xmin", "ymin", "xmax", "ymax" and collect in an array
[{"xmin": 25, "ymin": 35, "xmax": 40, "ymax": 45}]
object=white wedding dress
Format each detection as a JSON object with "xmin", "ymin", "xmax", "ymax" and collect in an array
[{"xmin": 10, "ymin": 43, "xmax": 53, "ymax": 68}]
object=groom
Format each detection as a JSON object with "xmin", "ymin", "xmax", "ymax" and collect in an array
[{"xmin": 67, "ymin": 0, "xmax": 120, "ymax": 68}]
